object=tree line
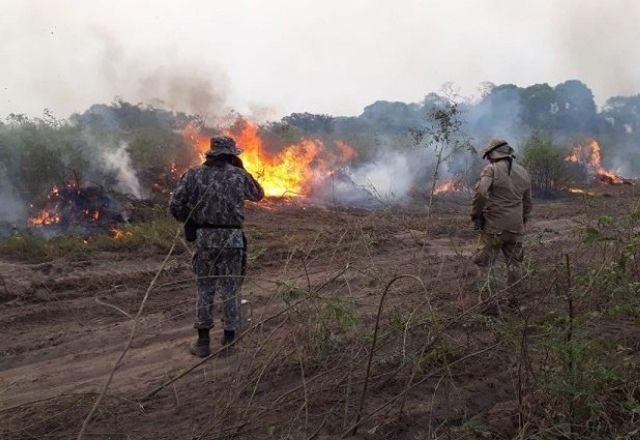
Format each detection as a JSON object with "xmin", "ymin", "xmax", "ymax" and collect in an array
[{"xmin": 1, "ymin": 80, "xmax": 638, "ymax": 214}]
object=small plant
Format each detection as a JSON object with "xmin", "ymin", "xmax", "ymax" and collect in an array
[
  {"xmin": 412, "ymin": 87, "xmax": 474, "ymax": 214},
  {"xmin": 293, "ymin": 292, "xmax": 360, "ymax": 365},
  {"xmin": 521, "ymin": 212, "xmax": 640, "ymax": 438}
]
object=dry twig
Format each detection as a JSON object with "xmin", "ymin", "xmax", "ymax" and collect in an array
[{"xmin": 76, "ymin": 228, "xmax": 180, "ymax": 440}]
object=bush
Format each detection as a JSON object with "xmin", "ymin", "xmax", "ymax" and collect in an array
[
  {"xmin": 0, "ymin": 216, "xmax": 181, "ymax": 262},
  {"xmin": 521, "ymin": 134, "xmax": 571, "ymax": 196}
]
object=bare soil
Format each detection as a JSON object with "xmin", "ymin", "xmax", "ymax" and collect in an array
[{"xmin": 1, "ymin": 187, "xmax": 638, "ymax": 439}]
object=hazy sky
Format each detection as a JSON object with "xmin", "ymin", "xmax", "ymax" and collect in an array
[{"xmin": 1, "ymin": 0, "xmax": 639, "ymax": 120}]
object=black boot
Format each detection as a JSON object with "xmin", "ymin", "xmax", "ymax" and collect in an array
[
  {"xmin": 189, "ymin": 328, "xmax": 211, "ymax": 357},
  {"xmin": 221, "ymin": 330, "xmax": 235, "ymax": 346},
  {"xmin": 220, "ymin": 330, "xmax": 236, "ymax": 355}
]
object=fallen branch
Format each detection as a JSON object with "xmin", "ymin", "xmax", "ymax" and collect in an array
[{"xmin": 94, "ymin": 296, "xmax": 133, "ymax": 320}]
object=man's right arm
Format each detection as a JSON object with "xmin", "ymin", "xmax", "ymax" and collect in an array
[
  {"xmin": 522, "ymin": 185, "xmax": 533, "ymax": 224},
  {"xmin": 470, "ymin": 164, "xmax": 493, "ymax": 224},
  {"xmin": 169, "ymin": 171, "xmax": 194, "ymax": 222}
]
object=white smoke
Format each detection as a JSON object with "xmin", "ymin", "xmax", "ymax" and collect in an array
[
  {"xmin": 350, "ymin": 153, "xmax": 414, "ymax": 200},
  {"xmin": 0, "ymin": 179, "xmax": 25, "ymax": 224},
  {"xmin": 342, "ymin": 147, "xmax": 440, "ymax": 202},
  {"xmin": 100, "ymin": 143, "xmax": 144, "ymax": 198}
]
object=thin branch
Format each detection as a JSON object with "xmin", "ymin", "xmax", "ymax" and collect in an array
[
  {"xmin": 94, "ymin": 296, "xmax": 133, "ymax": 320},
  {"xmin": 140, "ymin": 264, "xmax": 350, "ymax": 401},
  {"xmin": 350, "ymin": 274, "xmax": 430, "ymax": 436},
  {"xmin": 77, "ymin": 228, "xmax": 180, "ymax": 440}
]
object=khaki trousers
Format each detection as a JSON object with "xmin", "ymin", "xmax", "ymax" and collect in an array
[{"xmin": 472, "ymin": 231, "xmax": 524, "ymax": 268}]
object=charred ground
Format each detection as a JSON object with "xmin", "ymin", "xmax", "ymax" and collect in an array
[{"xmin": 1, "ymin": 187, "xmax": 639, "ymax": 439}]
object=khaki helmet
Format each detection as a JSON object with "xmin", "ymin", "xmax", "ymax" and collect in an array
[
  {"xmin": 482, "ymin": 139, "xmax": 513, "ymax": 160},
  {"xmin": 206, "ymin": 136, "xmax": 243, "ymax": 158}
]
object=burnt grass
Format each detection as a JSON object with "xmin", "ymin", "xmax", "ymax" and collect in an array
[{"xmin": 1, "ymin": 186, "xmax": 639, "ymax": 439}]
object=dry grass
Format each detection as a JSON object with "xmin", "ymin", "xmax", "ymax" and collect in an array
[{"xmin": 1, "ymin": 192, "xmax": 639, "ymax": 439}]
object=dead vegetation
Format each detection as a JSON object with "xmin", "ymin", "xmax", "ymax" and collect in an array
[{"xmin": 1, "ymin": 187, "xmax": 639, "ymax": 439}]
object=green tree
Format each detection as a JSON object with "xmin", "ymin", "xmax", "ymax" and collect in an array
[
  {"xmin": 520, "ymin": 83, "xmax": 556, "ymax": 129},
  {"xmin": 553, "ymin": 80, "xmax": 598, "ymax": 133},
  {"xmin": 521, "ymin": 134, "xmax": 570, "ymax": 194},
  {"xmin": 414, "ymin": 92, "xmax": 474, "ymax": 212}
]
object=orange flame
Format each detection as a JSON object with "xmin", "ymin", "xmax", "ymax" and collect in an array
[
  {"xmin": 434, "ymin": 178, "xmax": 466, "ymax": 195},
  {"xmin": 111, "ymin": 227, "xmax": 132, "ymax": 240},
  {"xmin": 567, "ymin": 188, "xmax": 595, "ymax": 196},
  {"xmin": 183, "ymin": 124, "xmax": 210, "ymax": 159},
  {"xmin": 565, "ymin": 139, "xmax": 625, "ymax": 184},
  {"xmin": 183, "ymin": 119, "xmax": 356, "ymax": 197},
  {"xmin": 28, "ymin": 210, "xmax": 61, "ymax": 226},
  {"xmin": 28, "ymin": 180, "xmax": 107, "ymax": 227}
]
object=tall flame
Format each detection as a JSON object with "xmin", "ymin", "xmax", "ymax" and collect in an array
[
  {"xmin": 565, "ymin": 139, "xmax": 625, "ymax": 184},
  {"xmin": 183, "ymin": 119, "xmax": 356, "ymax": 197}
]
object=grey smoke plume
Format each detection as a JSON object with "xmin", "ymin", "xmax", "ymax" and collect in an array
[
  {"xmin": 0, "ymin": 165, "xmax": 25, "ymax": 223},
  {"xmin": 136, "ymin": 67, "xmax": 230, "ymax": 121},
  {"xmin": 4, "ymin": 2, "xmax": 640, "ymax": 119},
  {"xmin": 99, "ymin": 143, "xmax": 144, "ymax": 198},
  {"xmin": 94, "ymin": 31, "xmax": 232, "ymax": 122},
  {"xmin": 349, "ymin": 150, "xmax": 424, "ymax": 201},
  {"xmin": 464, "ymin": 88, "xmax": 530, "ymax": 149},
  {"xmin": 345, "ymin": 147, "xmax": 474, "ymax": 203}
]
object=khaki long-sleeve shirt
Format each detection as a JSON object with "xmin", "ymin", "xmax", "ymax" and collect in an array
[{"xmin": 470, "ymin": 159, "xmax": 532, "ymax": 235}]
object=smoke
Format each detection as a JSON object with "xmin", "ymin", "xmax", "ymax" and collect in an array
[
  {"xmin": 464, "ymin": 87, "xmax": 530, "ymax": 150},
  {"xmin": 0, "ymin": 4, "xmax": 234, "ymax": 121},
  {"xmin": 137, "ymin": 68, "xmax": 229, "ymax": 119},
  {"xmin": 349, "ymin": 150, "xmax": 423, "ymax": 201},
  {"xmin": 100, "ymin": 143, "xmax": 144, "ymax": 198},
  {"xmin": 93, "ymin": 30, "xmax": 233, "ymax": 122},
  {"xmin": 62, "ymin": 102, "xmax": 146, "ymax": 199},
  {"xmin": 609, "ymin": 143, "xmax": 640, "ymax": 178},
  {"xmin": 5, "ymin": 1, "xmax": 640, "ymax": 120},
  {"xmin": 2, "ymin": 0, "xmax": 639, "ymax": 217},
  {"xmin": 558, "ymin": 1, "xmax": 640, "ymax": 101},
  {"xmin": 309, "ymin": 140, "xmax": 477, "ymax": 207},
  {"xmin": 0, "ymin": 165, "xmax": 25, "ymax": 224}
]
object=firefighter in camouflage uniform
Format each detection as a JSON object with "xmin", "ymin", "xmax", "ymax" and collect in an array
[
  {"xmin": 470, "ymin": 139, "xmax": 532, "ymax": 284},
  {"xmin": 170, "ymin": 135, "xmax": 264, "ymax": 357}
]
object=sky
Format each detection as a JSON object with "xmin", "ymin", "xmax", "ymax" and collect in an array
[{"xmin": 1, "ymin": 0, "xmax": 639, "ymax": 120}]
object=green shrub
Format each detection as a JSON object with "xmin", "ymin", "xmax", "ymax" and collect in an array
[
  {"xmin": 521, "ymin": 134, "xmax": 571, "ymax": 195},
  {"xmin": 0, "ymin": 216, "xmax": 180, "ymax": 262}
]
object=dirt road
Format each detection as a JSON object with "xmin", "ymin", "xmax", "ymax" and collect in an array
[{"xmin": 0, "ymin": 196, "xmax": 608, "ymax": 439}]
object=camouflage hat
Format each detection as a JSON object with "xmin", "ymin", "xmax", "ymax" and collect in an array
[
  {"xmin": 482, "ymin": 139, "xmax": 513, "ymax": 160},
  {"xmin": 206, "ymin": 136, "xmax": 243, "ymax": 157}
]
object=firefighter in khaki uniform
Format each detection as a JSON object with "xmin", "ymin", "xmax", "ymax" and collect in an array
[{"xmin": 470, "ymin": 139, "xmax": 532, "ymax": 284}]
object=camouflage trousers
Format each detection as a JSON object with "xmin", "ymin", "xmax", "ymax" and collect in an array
[
  {"xmin": 192, "ymin": 248, "xmax": 244, "ymax": 331},
  {"xmin": 472, "ymin": 231, "xmax": 524, "ymax": 269}
]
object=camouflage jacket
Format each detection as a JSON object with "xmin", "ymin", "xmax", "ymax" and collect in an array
[
  {"xmin": 169, "ymin": 163, "xmax": 264, "ymax": 248},
  {"xmin": 470, "ymin": 159, "xmax": 532, "ymax": 235}
]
